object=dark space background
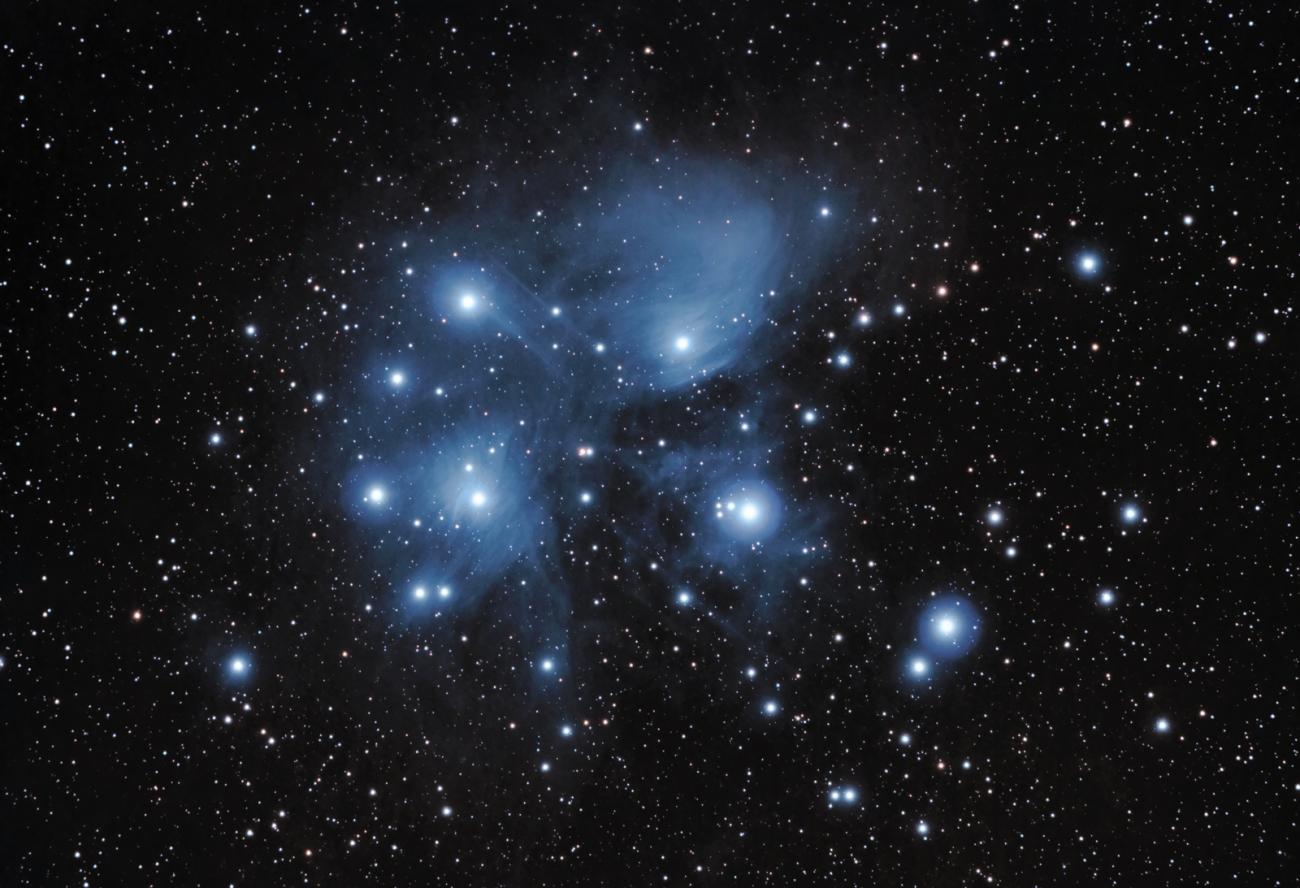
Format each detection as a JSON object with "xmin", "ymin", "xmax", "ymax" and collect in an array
[{"xmin": 2, "ymin": 3, "xmax": 1295, "ymax": 886}]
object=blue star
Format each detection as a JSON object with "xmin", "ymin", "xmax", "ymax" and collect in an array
[{"xmin": 918, "ymin": 596, "xmax": 981, "ymax": 660}]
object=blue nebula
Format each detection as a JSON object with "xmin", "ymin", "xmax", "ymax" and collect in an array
[
  {"xmin": 301, "ymin": 151, "xmax": 858, "ymax": 653},
  {"xmin": 917, "ymin": 595, "xmax": 982, "ymax": 660}
]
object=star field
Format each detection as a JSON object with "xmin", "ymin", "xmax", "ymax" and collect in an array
[{"xmin": 2, "ymin": 3, "xmax": 1296, "ymax": 887}]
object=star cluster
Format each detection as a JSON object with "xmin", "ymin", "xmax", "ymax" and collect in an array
[{"xmin": 3, "ymin": 4, "xmax": 1292, "ymax": 887}]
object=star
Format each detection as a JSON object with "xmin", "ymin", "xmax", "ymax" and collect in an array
[
  {"xmin": 1077, "ymin": 252, "xmax": 1101, "ymax": 276},
  {"xmin": 919, "ymin": 597, "xmax": 981, "ymax": 661},
  {"xmin": 1098, "ymin": 588, "xmax": 1116, "ymax": 606},
  {"xmin": 673, "ymin": 335, "xmax": 691, "ymax": 352},
  {"xmin": 389, "ymin": 371, "xmax": 405, "ymax": 387},
  {"xmin": 829, "ymin": 786, "xmax": 858, "ymax": 806},
  {"xmin": 762, "ymin": 699, "xmax": 780, "ymax": 716},
  {"xmin": 365, "ymin": 485, "xmax": 386, "ymax": 505}
]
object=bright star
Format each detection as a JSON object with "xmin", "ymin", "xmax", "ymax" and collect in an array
[
  {"xmin": 674, "ymin": 335, "xmax": 691, "ymax": 352},
  {"xmin": 539, "ymin": 657, "xmax": 555, "ymax": 673},
  {"xmin": 389, "ymin": 371, "xmax": 405, "ymax": 387},
  {"xmin": 986, "ymin": 508, "xmax": 1004, "ymax": 526},
  {"xmin": 228, "ymin": 656, "xmax": 248, "ymax": 675},
  {"xmin": 1121, "ymin": 503, "xmax": 1141, "ymax": 524},
  {"xmin": 920, "ymin": 596, "xmax": 981, "ymax": 659},
  {"xmin": 459, "ymin": 293, "xmax": 478, "ymax": 311},
  {"xmin": 739, "ymin": 501, "xmax": 761, "ymax": 522},
  {"xmin": 1154, "ymin": 718, "xmax": 1171, "ymax": 733},
  {"xmin": 830, "ymin": 786, "xmax": 858, "ymax": 806},
  {"xmin": 916, "ymin": 820, "xmax": 930, "ymax": 836},
  {"xmin": 470, "ymin": 490, "xmax": 488, "ymax": 508},
  {"xmin": 909, "ymin": 657, "xmax": 929, "ymax": 677},
  {"xmin": 412, "ymin": 585, "xmax": 428, "ymax": 601},
  {"xmin": 1098, "ymin": 588, "xmax": 1116, "ymax": 606},
  {"xmin": 366, "ymin": 486, "xmax": 386, "ymax": 505},
  {"xmin": 819, "ymin": 206, "xmax": 831, "ymax": 217},
  {"xmin": 1077, "ymin": 252, "xmax": 1101, "ymax": 275},
  {"xmin": 762, "ymin": 700, "xmax": 779, "ymax": 716},
  {"xmin": 834, "ymin": 351, "xmax": 852, "ymax": 367}
]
